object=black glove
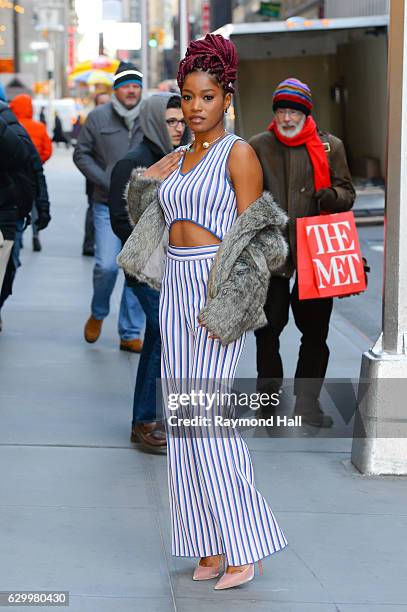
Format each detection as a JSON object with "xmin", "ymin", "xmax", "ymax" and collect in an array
[
  {"xmin": 315, "ymin": 187, "xmax": 338, "ymax": 212},
  {"xmin": 35, "ymin": 207, "xmax": 51, "ymax": 231}
]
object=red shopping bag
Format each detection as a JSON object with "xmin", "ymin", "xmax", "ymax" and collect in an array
[{"xmin": 296, "ymin": 211, "xmax": 367, "ymax": 300}]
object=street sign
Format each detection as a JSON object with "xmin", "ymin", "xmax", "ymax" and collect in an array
[
  {"xmin": 259, "ymin": 1, "xmax": 282, "ymax": 18},
  {"xmin": 22, "ymin": 53, "xmax": 38, "ymax": 64},
  {"xmin": 0, "ymin": 58, "xmax": 14, "ymax": 72}
]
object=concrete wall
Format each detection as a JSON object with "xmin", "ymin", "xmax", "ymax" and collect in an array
[
  {"xmin": 235, "ymin": 32, "xmax": 387, "ymax": 178},
  {"xmin": 337, "ymin": 33, "xmax": 388, "ymax": 175},
  {"xmin": 236, "ymin": 54, "xmax": 343, "ymax": 139}
]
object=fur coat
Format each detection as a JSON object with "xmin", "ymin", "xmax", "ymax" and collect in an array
[{"xmin": 118, "ymin": 170, "xmax": 289, "ymax": 346}]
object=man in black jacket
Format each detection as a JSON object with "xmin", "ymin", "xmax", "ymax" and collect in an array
[
  {"xmin": 0, "ymin": 115, "xmax": 31, "ymax": 300},
  {"xmin": 0, "ymin": 101, "xmax": 51, "ymax": 326},
  {"xmin": 0, "ymin": 101, "xmax": 51, "ymax": 233},
  {"xmin": 109, "ymin": 93, "xmax": 185, "ymax": 453}
]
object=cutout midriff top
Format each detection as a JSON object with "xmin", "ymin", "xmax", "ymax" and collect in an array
[{"xmin": 158, "ymin": 133, "xmax": 241, "ymax": 243}]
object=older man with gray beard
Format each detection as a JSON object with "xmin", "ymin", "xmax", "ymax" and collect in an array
[{"xmin": 250, "ymin": 78, "xmax": 355, "ymax": 428}]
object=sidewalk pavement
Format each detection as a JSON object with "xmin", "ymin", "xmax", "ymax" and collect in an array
[
  {"xmin": 0, "ymin": 150, "xmax": 405, "ymax": 612},
  {"xmin": 354, "ymin": 186, "xmax": 385, "ymax": 224}
]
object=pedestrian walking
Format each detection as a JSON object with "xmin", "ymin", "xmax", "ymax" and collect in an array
[
  {"xmin": 118, "ymin": 34, "xmax": 288, "ymax": 589},
  {"xmin": 82, "ymin": 92, "xmax": 111, "ymax": 257},
  {"xmin": 52, "ymin": 112, "xmax": 69, "ymax": 148},
  {"xmin": 39, "ymin": 106, "xmax": 46, "ymax": 126},
  {"xmin": 0, "ymin": 100, "xmax": 51, "ymax": 329},
  {"xmin": 249, "ymin": 78, "xmax": 356, "ymax": 427},
  {"xmin": 0, "ymin": 114, "xmax": 31, "ymax": 308},
  {"xmin": 109, "ymin": 93, "xmax": 186, "ymax": 453},
  {"xmin": 10, "ymin": 94, "xmax": 53, "ymax": 252},
  {"xmin": 71, "ymin": 114, "xmax": 83, "ymax": 144},
  {"xmin": 73, "ymin": 62, "xmax": 145, "ymax": 352}
]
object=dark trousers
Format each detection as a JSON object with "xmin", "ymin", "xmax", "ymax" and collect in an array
[
  {"xmin": 255, "ymin": 276, "xmax": 333, "ymax": 399},
  {"xmin": 82, "ymin": 199, "xmax": 94, "ymax": 252},
  {"xmin": 129, "ymin": 281, "xmax": 162, "ymax": 425}
]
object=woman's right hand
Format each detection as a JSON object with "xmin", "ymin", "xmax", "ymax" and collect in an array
[{"xmin": 144, "ymin": 150, "xmax": 184, "ymax": 180}]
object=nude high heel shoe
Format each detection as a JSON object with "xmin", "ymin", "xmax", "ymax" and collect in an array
[
  {"xmin": 193, "ymin": 555, "xmax": 225, "ymax": 581},
  {"xmin": 213, "ymin": 560, "xmax": 263, "ymax": 590}
]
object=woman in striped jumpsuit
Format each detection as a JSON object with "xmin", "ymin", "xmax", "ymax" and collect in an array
[{"xmin": 143, "ymin": 34, "xmax": 287, "ymax": 590}]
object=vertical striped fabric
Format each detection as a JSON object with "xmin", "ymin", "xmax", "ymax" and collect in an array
[
  {"xmin": 160, "ymin": 244, "xmax": 288, "ymax": 565},
  {"xmin": 159, "ymin": 134, "xmax": 241, "ymax": 242}
]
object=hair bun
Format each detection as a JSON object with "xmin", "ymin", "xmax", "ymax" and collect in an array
[{"xmin": 177, "ymin": 34, "xmax": 238, "ymax": 93}]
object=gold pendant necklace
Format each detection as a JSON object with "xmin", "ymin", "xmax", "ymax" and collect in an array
[{"xmin": 183, "ymin": 130, "xmax": 227, "ymax": 153}]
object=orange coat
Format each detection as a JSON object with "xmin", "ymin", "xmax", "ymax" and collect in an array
[{"xmin": 10, "ymin": 95, "xmax": 52, "ymax": 164}]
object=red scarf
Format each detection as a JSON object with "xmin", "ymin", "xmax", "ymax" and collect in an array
[{"xmin": 268, "ymin": 116, "xmax": 331, "ymax": 192}]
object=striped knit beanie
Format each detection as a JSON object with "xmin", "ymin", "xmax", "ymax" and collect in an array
[
  {"xmin": 272, "ymin": 78, "xmax": 313, "ymax": 116},
  {"xmin": 113, "ymin": 61, "xmax": 143, "ymax": 90}
]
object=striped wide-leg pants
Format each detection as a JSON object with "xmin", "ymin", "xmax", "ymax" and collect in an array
[{"xmin": 159, "ymin": 244, "xmax": 288, "ymax": 566}]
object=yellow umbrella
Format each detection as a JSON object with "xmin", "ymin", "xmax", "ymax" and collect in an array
[
  {"xmin": 68, "ymin": 56, "xmax": 119, "ymax": 78},
  {"xmin": 87, "ymin": 70, "xmax": 114, "ymax": 86},
  {"xmin": 68, "ymin": 70, "xmax": 114, "ymax": 85}
]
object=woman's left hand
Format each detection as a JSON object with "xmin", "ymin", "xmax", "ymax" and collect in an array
[{"xmin": 197, "ymin": 318, "xmax": 220, "ymax": 341}]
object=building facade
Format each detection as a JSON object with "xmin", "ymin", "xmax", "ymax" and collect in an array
[
  {"xmin": 0, "ymin": 0, "xmax": 77, "ymax": 99},
  {"xmin": 325, "ymin": 0, "xmax": 389, "ymax": 18},
  {"xmin": 231, "ymin": 0, "xmax": 389, "ymax": 23}
]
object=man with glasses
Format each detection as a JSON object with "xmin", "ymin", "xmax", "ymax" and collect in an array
[
  {"xmin": 109, "ymin": 93, "xmax": 186, "ymax": 453},
  {"xmin": 250, "ymin": 78, "xmax": 355, "ymax": 428}
]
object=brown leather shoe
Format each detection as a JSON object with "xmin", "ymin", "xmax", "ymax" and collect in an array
[
  {"xmin": 120, "ymin": 338, "xmax": 143, "ymax": 353},
  {"xmin": 84, "ymin": 315, "xmax": 103, "ymax": 343},
  {"xmin": 131, "ymin": 422, "xmax": 167, "ymax": 453}
]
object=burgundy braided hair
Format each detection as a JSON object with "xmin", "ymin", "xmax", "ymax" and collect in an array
[{"xmin": 177, "ymin": 34, "xmax": 238, "ymax": 94}]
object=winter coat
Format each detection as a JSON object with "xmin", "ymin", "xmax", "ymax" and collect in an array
[
  {"xmin": 109, "ymin": 92, "xmax": 181, "ymax": 288},
  {"xmin": 0, "ymin": 115, "xmax": 31, "ymax": 239},
  {"xmin": 117, "ymin": 173, "xmax": 289, "ymax": 345},
  {"xmin": 249, "ymin": 129, "xmax": 355, "ymax": 277},
  {"xmin": 73, "ymin": 100, "xmax": 143, "ymax": 204},
  {"xmin": 0, "ymin": 102, "xmax": 50, "ymax": 226},
  {"xmin": 10, "ymin": 94, "xmax": 52, "ymax": 163},
  {"xmin": 110, "ymin": 138, "xmax": 163, "ymax": 244}
]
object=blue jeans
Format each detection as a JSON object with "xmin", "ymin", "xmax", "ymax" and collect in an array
[
  {"xmin": 92, "ymin": 202, "xmax": 145, "ymax": 340},
  {"xmin": 12, "ymin": 219, "xmax": 25, "ymax": 268},
  {"xmin": 130, "ymin": 282, "xmax": 161, "ymax": 424}
]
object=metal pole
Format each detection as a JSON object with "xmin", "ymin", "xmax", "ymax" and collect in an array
[
  {"xmin": 382, "ymin": 1, "xmax": 407, "ymax": 355},
  {"xmin": 179, "ymin": 0, "xmax": 188, "ymax": 59},
  {"xmin": 351, "ymin": 0, "xmax": 407, "ymax": 475},
  {"xmin": 47, "ymin": 32, "xmax": 55, "ymax": 134},
  {"xmin": 12, "ymin": 1, "xmax": 20, "ymax": 73},
  {"xmin": 141, "ymin": 0, "xmax": 149, "ymax": 91},
  {"xmin": 210, "ymin": 0, "xmax": 232, "ymax": 30},
  {"xmin": 99, "ymin": 32, "xmax": 104, "ymax": 56}
]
